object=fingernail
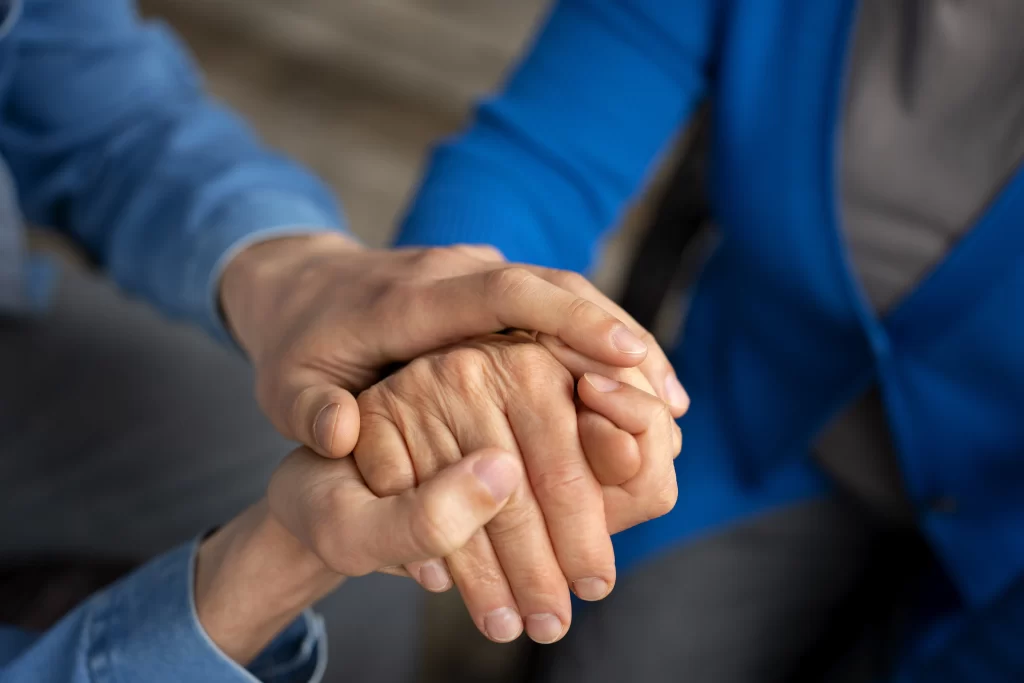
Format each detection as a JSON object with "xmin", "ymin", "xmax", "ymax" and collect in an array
[
  {"xmin": 572, "ymin": 577, "xmax": 611, "ymax": 601},
  {"xmin": 473, "ymin": 454, "xmax": 520, "ymax": 502},
  {"xmin": 611, "ymin": 326, "xmax": 647, "ymax": 355},
  {"xmin": 664, "ymin": 375, "xmax": 690, "ymax": 411},
  {"xmin": 484, "ymin": 607, "xmax": 523, "ymax": 642},
  {"xmin": 525, "ymin": 613, "xmax": 565, "ymax": 644},
  {"xmin": 313, "ymin": 403, "xmax": 340, "ymax": 452},
  {"xmin": 584, "ymin": 373, "xmax": 620, "ymax": 393},
  {"xmin": 417, "ymin": 560, "xmax": 451, "ymax": 592}
]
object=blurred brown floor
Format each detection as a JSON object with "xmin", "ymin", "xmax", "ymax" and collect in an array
[{"xmin": 134, "ymin": 2, "xmax": 664, "ymax": 681}]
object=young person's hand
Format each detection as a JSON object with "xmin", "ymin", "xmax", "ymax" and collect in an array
[
  {"xmin": 194, "ymin": 447, "xmax": 523, "ymax": 665},
  {"xmin": 218, "ymin": 234, "xmax": 686, "ymax": 461}
]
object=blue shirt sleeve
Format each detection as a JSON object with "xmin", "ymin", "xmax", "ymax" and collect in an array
[
  {"xmin": 0, "ymin": 0, "xmax": 346, "ymax": 341},
  {"xmin": 0, "ymin": 541, "xmax": 327, "ymax": 683},
  {"xmin": 397, "ymin": 0, "xmax": 718, "ymax": 274}
]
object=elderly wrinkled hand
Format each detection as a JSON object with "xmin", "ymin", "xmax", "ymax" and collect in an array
[{"xmin": 352, "ymin": 335, "xmax": 683, "ymax": 644}]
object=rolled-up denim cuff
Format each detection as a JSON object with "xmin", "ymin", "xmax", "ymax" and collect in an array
[
  {"xmin": 180, "ymin": 190, "xmax": 347, "ymax": 346},
  {"xmin": 85, "ymin": 540, "xmax": 327, "ymax": 683}
]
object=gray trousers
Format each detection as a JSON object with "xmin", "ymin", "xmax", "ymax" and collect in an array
[
  {"xmin": 0, "ymin": 265, "xmax": 424, "ymax": 683},
  {"xmin": 529, "ymin": 494, "xmax": 924, "ymax": 683},
  {"xmin": 1, "ymin": 264, "xmax": 924, "ymax": 683}
]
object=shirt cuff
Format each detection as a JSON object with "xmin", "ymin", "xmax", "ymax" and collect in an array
[
  {"xmin": 85, "ymin": 540, "xmax": 327, "ymax": 683},
  {"xmin": 182, "ymin": 190, "xmax": 347, "ymax": 345}
]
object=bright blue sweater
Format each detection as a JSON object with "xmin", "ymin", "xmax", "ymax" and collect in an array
[{"xmin": 399, "ymin": 1, "xmax": 1024, "ymax": 678}]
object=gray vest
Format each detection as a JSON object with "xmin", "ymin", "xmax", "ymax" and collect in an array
[{"xmin": 816, "ymin": 0, "xmax": 1024, "ymax": 520}]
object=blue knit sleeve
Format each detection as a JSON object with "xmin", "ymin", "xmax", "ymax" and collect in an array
[{"xmin": 397, "ymin": 0, "xmax": 719, "ymax": 273}]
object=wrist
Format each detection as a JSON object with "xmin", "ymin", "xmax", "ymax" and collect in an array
[
  {"xmin": 195, "ymin": 500, "xmax": 343, "ymax": 665},
  {"xmin": 219, "ymin": 232, "xmax": 363, "ymax": 357}
]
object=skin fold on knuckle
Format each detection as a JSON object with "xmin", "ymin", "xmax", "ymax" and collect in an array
[
  {"xmin": 411, "ymin": 493, "xmax": 466, "ymax": 558},
  {"xmin": 504, "ymin": 344, "xmax": 574, "ymax": 403},
  {"xmin": 427, "ymin": 346, "xmax": 492, "ymax": 404},
  {"xmin": 507, "ymin": 564, "xmax": 572, "ymax": 604},
  {"xmin": 531, "ymin": 462, "xmax": 599, "ymax": 506},
  {"xmin": 448, "ymin": 539, "xmax": 509, "ymax": 592},
  {"xmin": 553, "ymin": 269, "xmax": 590, "ymax": 296},
  {"xmin": 485, "ymin": 266, "xmax": 533, "ymax": 306},
  {"xmin": 564, "ymin": 296, "xmax": 600, "ymax": 332},
  {"xmin": 355, "ymin": 410, "xmax": 417, "ymax": 495},
  {"xmin": 646, "ymin": 482, "xmax": 680, "ymax": 521},
  {"xmin": 484, "ymin": 491, "xmax": 539, "ymax": 539},
  {"xmin": 455, "ymin": 244, "xmax": 505, "ymax": 262},
  {"xmin": 424, "ymin": 348, "xmax": 506, "ymax": 446},
  {"xmin": 634, "ymin": 398, "xmax": 673, "ymax": 438},
  {"xmin": 414, "ymin": 247, "xmax": 455, "ymax": 275}
]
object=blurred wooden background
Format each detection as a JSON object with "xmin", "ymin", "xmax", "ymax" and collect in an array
[{"xmin": 138, "ymin": 0, "xmax": 651, "ymax": 296}]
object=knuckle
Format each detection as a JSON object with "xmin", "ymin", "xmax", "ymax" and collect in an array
[
  {"xmin": 553, "ymin": 269, "xmax": 590, "ymax": 294},
  {"xmin": 360, "ymin": 455, "xmax": 416, "ymax": 496},
  {"xmin": 411, "ymin": 496, "xmax": 462, "ymax": 557},
  {"xmin": 477, "ymin": 245, "xmax": 506, "ymax": 262},
  {"xmin": 507, "ymin": 564, "xmax": 566, "ymax": 597},
  {"xmin": 485, "ymin": 266, "xmax": 532, "ymax": 302},
  {"xmin": 457, "ymin": 243, "xmax": 505, "ymax": 262},
  {"xmin": 507, "ymin": 344, "xmax": 573, "ymax": 394},
  {"xmin": 646, "ymin": 482, "xmax": 679, "ymax": 520},
  {"xmin": 415, "ymin": 247, "xmax": 452, "ymax": 272},
  {"xmin": 485, "ymin": 490, "xmax": 536, "ymax": 537},
  {"xmin": 428, "ymin": 346, "xmax": 490, "ymax": 392},
  {"xmin": 532, "ymin": 462, "xmax": 597, "ymax": 501},
  {"xmin": 375, "ymin": 280, "xmax": 419, "ymax": 320},
  {"xmin": 565, "ymin": 296, "xmax": 602, "ymax": 328},
  {"xmin": 355, "ymin": 383, "xmax": 386, "ymax": 414},
  {"xmin": 646, "ymin": 399, "xmax": 674, "ymax": 429}
]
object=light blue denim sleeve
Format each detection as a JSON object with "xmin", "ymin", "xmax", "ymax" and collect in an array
[
  {"xmin": 0, "ymin": 541, "xmax": 327, "ymax": 683},
  {"xmin": 0, "ymin": 0, "xmax": 347, "ymax": 341}
]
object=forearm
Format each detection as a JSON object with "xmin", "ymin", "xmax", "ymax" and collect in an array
[
  {"xmin": 4, "ymin": 1, "xmax": 345, "ymax": 338},
  {"xmin": 0, "ymin": 526, "xmax": 333, "ymax": 682},
  {"xmin": 195, "ymin": 501, "xmax": 343, "ymax": 666}
]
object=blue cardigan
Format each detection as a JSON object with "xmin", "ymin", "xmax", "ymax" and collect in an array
[{"xmin": 399, "ymin": 1, "xmax": 1024, "ymax": 676}]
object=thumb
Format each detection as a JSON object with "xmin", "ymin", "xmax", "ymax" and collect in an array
[
  {"xmin": 359, "ymin": 449, "xmax": 522, "ymax": 569},
  {"xmin": 263, "ymin": 371, "xmax": 360, "ymax": 458}
]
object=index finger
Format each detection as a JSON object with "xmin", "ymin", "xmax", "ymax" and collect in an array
[
  {"xmin": 506, "ymin": 372, "xmax": 617, "ymax": 603},
  {"xmin": 524, "ymin": 265, "xmax": 689, "ymax": 416},
  {"xmin": 389, "ymin": 267, "xmax": 649, "ymax": 369}
]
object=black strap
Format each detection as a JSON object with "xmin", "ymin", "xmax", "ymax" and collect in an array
[{"xmin": 618, "ymin": 107, "xmax": 711, "ymax": 331}]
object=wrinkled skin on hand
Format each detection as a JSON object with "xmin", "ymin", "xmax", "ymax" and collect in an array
[{"xmin": 354, "ymin": 335, "xmax": 683, "ymax": 644}]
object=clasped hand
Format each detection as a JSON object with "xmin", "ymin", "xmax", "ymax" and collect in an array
[
  {"xmin": 220, "ymin": 234, "xmax": 688, "ymax": 645},
  {"xmin": 270, "ymin": 335, "xmax": 682, "ymax": 644}
]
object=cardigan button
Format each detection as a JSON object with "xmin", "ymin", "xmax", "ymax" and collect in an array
[{"xmin": 927, "ymin": 496, "xmax": 959, "ymax": 515}]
